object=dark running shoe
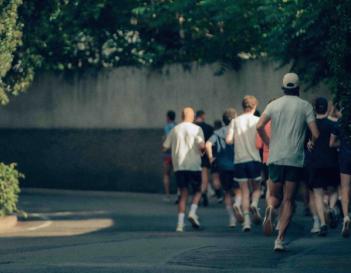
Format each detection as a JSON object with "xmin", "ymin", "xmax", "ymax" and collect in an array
[
  {"xmin": 250, "ymin": 206, "xmax": 262, "ymax": 225},
  {"xmin": 328, "ymin": 208, "xmax": 338, "ymax": 229},
  {"xmin": 174, "ymin": 195, "xmax": 180, "ymax": 205},
  {"xmin": 318, "ymin": 225, "xmax": 328, "ymax": 237},
  {"xmin": 304, "ymin": 207, "xmax": 311, "ymax": 217},
  {"xmin": 202, "ymin": 193, "xmax": 209, "ymax": 207}
]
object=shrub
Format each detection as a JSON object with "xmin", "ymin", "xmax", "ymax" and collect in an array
[{"xmin": 0, "ymin": 163, "xmax": 25, "ymax": 217}]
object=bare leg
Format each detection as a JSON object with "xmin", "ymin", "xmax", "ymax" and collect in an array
[
  {"xmin": 313, "ymin": 188, "xmax": 326, "ymax": 225},
  {"xmin": 267, "ymin": 181, "xmax": 283, "ymax": 209},
  {"xmin": 212, "ymin": 173, "xmax": 221, "ymax": 191},
  {"xmin": 234, "ymin": 187, "xmax": 242, "ymax": 206},
  {"xmin": 277, "ymin": 181, "xmax": 298, "ymax": 241},
  {"xmin": 163, "ymin": 162, "xmax": 171, "ymax": 197},
  {"xmin": 328, "ymin": 187, "xmax": 338, "ymax": 209},
  {"xmin": 240, "ymin": 181, "xmax": 250, "ymax": 214},
  {"xmin": 178, "ymin": 188, "xmax": 189, "ymax": 214},
  {"xmin": 201, "ymin": 167, "xmax": 209, "ymax": 193},
  {"xmin": 309, "ymin": 190, "xmax": 317, "ymax": 217},
  {"xmin": 340, "ymin": 173, "xmax": 351, "ymax": 218},
  {"xmin": 250, "ymin": 180, "xmax": 261, "ymax": 208},
  {"xmin": 192, "ymin": 191, "xmax": 202, "ymax": 206}
]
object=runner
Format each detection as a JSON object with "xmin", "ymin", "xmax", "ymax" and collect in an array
[
  {"xmin": 206, "ymin": 108, "xmax": 241, "ymax": 228},
  {"xmin": 257, "ymin": 72, "xmax": 319, "ymax": 251},
  {"xmin": 162, "ymin": 110, "xmax": 176, "ymax": 202},
  {"xmin": 163, "ymin": 107, "xmax": 205, "ymax": 232},
  {"xmin": 307, "ymin": 97, "xmax": 339, "ymax": 236},
  {"xmin": 330, "ymin": 109, "xmax": 351, "ymax": 238},
  {"xmin": 226, "ymin": 96, "xmax": 262, "ymax": 231},
  {"xmin": 211, "ymin": 120, "xmax": 224, "ymax": 203},
  {"xmin": 256, "ymin": 99, "xmax": 275, "ymax": 202},
  {"xmin": 195, "ymin": 110, "xmax": 214, "ymax": 207}
]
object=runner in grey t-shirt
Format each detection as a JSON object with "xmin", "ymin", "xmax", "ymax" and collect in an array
[{"xmin": 256, "ymin": 73, "xmax": 319, "ymax": 251}]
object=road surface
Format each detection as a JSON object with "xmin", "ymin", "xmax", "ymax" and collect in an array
[{"xmin": 0, "ymin": 189, "xmax": 349, "ymax": 273}]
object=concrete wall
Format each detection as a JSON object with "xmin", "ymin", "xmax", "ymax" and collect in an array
[
  {"xmin": 0, "ymin": 60, "xmax": 330, "ymax": 129},
  {"xmin": 0, "ymin": 61, "xmax": 331, "ymax": 192}
]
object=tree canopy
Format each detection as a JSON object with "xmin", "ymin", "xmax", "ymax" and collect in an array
[{"xmin": 0, "ymin": 0, "xmax": 350, "ymax": 138}]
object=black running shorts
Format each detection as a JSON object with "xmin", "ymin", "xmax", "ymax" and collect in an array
[
  {"xmin": 175, "ymin": 171, "xmax": 202, "ymax": 192},
  {"xmin": 309, "ymin": 167, "xmax": 340, "ymax": 189},
  {"xmin": 219, "ymin": 170, "xmax": 239, "ymax": 192},
  {"xmin": 269, "ymin": 164, "xmax": 303, "ymax": 183}
]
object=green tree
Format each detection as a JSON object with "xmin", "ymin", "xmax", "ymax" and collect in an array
[
  {"xmin": 265, "ymin": 0, "xmax": 351, "ymax": 142},
  {"xmin": 0, "ymin": 0, "xmax": 24, "ymax": 105}
]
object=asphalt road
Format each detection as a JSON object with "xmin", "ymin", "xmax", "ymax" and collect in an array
[{"xmin": 0, "ymin": 189, "xmax": 350, "ymax": 273}]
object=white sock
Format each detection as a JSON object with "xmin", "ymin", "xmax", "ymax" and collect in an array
[
  {"xmin": 313, "ymin": 215, "xmax": 320, "ymax": 224},
  {"xmin": 344, "ymin": 215, "xmax": 350, "ymax": 222},
  {"xmin": 178, "ymin": 213, "xmax": 185, "ymax": 225},
  {"xmin": 234, "ymin": 196, "xmax": 242, "ymax": 207},
  {"xmin": 190, "ymin": 204, "xmax": 198, "ymax": 215},
  {"xmin": 226, "ymin": 206, "xmax": 235, "ymax": 219},
  {"xmin": 244, "ymin": 211, "xmax": 250, "ymax": 223}
]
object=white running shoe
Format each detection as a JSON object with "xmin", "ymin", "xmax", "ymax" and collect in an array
[
  {"xmin": 242, "ymin": 214, "xmax": 251, "ymax": 232},
  {"xmin": 311, "ymin": 219, "xmax": 321, "ymax": 234},
  {"xmin": 274, "ymin": 238, "xmax": 285, "ymax": 251},
  {"xmin": 176, "ymin": 223, "xmax": 185, "ymax": 232},
  {"xmin": 229, "ymin": 216, "xmax": 237, "ymax": 228},
  {"xmin": 188, "ymin": 212, "xmax": 201, "ymax": 229},
  {"xmin": 233, "ymin": 204, "xmax": 244, "ymax": 223}
]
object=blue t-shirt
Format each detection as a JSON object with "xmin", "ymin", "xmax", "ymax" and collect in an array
[
  {"xmin": 164, "ymin": 122, "xmax": 176, "ymax": 135},
  {"xmin": 163, "ymin": 122, "xmax": 176, "ymax": 156},
  {"xmin": 208, "ymin": 127, "xmax": 235, "ymax": 171}
]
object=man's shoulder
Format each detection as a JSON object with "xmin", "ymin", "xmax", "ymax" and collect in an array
[{"xmin": 178, "ymin": 122, "xmax": 201, "ymax": 130}]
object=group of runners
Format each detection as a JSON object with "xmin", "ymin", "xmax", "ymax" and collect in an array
[{"xmin": 161, "ymin": 72, "xmax": 351, "ymax": 251}]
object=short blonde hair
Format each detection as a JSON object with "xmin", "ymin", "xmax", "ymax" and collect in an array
[{"xmin": 242, "ymin": 95, "xmax": 258, "ymax": 111}]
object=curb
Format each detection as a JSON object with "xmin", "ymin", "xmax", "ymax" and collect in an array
[{"xmin": 0, "ymin": 215, "xmax": 18, "ymax": 233}]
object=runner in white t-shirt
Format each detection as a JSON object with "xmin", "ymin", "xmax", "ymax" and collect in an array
[
  {"xmin": 226, "ymin": 96, "xmax": 262, "ymax": 232},
  {"xmin": 163, "ymin": 107, "xmax": 205, "ymax": 232}
]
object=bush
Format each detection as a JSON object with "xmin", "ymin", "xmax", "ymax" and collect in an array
[{"xmin": 0, "ymin": 163, "xmax": 24, "ymax": 217}]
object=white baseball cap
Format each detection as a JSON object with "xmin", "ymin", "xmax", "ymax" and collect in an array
[{"xmin": 282, "ymin": 72, "xmax": 299, "ymax": 89}]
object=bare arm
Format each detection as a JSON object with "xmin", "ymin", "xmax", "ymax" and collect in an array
[
  {"xmin": 330, "ymin": 134, "xmax": 340, "ymax": 148},
  {"xmin": 205, "ymin": 141, "xmax": 215, "ymax": 163},
  {"xmin": 226, "ymin": 121, "xmax": 234, "ymax": 144},
  {"xmin": 307, "ymin": 120, "xmax": 320, "ymax": 143},
  {"xmin": 256, "ymin": 113, "xmax": 271, "ymax": 146}
]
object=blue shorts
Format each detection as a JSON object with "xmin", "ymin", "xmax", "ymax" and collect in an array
[{"xmin": 234, "ymin": 161, "xmax": 262, "ymax": 182}]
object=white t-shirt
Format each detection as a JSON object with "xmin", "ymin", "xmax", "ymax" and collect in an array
[
  {"xmin": 163, "ymin": 122, "xmax": 205, "ymax": 171},
  {"xmin": 228, "ymin": 113, "xmax": 261, "ymax": 164}
]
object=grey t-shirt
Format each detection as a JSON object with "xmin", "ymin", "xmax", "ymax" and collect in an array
[{"xmin": 264, "ymin": 95, "xmax": 315, "ymax": 167}]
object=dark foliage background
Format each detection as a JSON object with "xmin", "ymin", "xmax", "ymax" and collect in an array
[{"xmin": 0, "ymin": 0, "xmax": 350, "ymax": 139}]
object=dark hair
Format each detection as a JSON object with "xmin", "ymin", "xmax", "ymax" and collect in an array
[
  {"xmin": 166, "ymin": 110, "xmax": 176, "ymax": 121},
  {"xmin": 314, "ymin": 97, "xmax": 328, "ymax": 115},
  {"xmin": 222, "ymin": 108, "xmax": 237, "ymax": 125},
  {"xmin": 213, "ymin": 120, "xmax": 222, "ymax": 130},
  {"xmin": 283, "ymin": 87, "xmax": 300, "ymax": 96},
  {"xmin": 254, "ymin": 110, "xmax": 261, "ymax": 117},
  {"xmin": 196, "ymin": 110, "xmax": 205, "ymax": 119}
]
